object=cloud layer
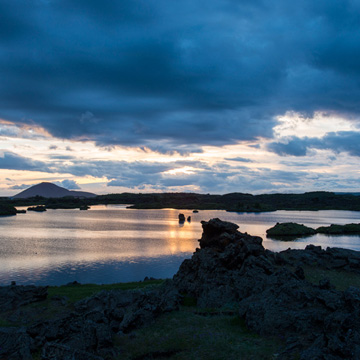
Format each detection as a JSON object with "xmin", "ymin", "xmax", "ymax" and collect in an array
[{"xmin": 1, "ymin": 0, "xmax": 360, "ymax": 152}]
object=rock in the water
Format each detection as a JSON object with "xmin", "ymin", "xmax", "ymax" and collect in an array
[{"xmin": 178, "ymin": 213, "xmax": 185, "ymax": 222}]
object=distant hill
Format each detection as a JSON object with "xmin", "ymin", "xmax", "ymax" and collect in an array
[{"xmin": 12, "ymin": 182, "xmax": 96, "ymax": 199}]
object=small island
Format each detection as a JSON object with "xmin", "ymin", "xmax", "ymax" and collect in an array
[
  {"xmin": 266, "ymin": 222, "xmax": 316, "ymax": 238},
  {"xmin": 267, "ymin": 222, "xmax": 360, "ymax": 240},
  {"xmin": 27, "ymin": 205, "xmax": 47, "ymax": 212},
  {"xmin": 0, "ymin": 204, "xmax": 17, "ymax": 216}
]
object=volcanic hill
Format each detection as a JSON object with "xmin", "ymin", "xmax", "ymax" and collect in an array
[{"xmin": 12, "ymin": 182, "xmax": 96, "ymax": 199}]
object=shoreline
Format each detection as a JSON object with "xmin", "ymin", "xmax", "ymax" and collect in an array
[{"xmin": 1, "ymin": 218, "xmax": 360, "ymax": 359}]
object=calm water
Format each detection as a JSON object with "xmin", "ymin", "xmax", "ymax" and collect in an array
[{"xmin": 1, "ymin": 205, "xmax": 360, "ymax": 286}]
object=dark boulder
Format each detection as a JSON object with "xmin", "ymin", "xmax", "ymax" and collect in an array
[
  {"xmin": 0, "ymin": 285, "xmax": 48, "ymax": 311},
  {"xmin": 0, "ymin": 327, "xmax": 33, "ymax": 360}
]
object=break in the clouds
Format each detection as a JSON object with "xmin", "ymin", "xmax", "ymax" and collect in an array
[{"xmin": 1, "ymin": 0, "xmax": 360, "ymax": 151}]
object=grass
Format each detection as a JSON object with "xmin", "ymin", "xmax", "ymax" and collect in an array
[
  {"xmin": 114, "ymin": 307, "xmax": 282, "ymax": 360},
  {"xmin": 0, "ymin": 280, "xmax": 283, "ymax": 359},
  {"xmin": 0, "ymin": 280, "xmax": 165, "ymax": 328},
  {"xmin": 47, "ymin": 279, "xmax": 164, "ymax": 303},
  {"xmin": 303, "ymin": 265, "xmax": 360, "ymax": 291}
]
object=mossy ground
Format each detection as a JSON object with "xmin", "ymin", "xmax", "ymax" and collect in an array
[
  {"xmin": 114, "ymin": 306, "xmax": 281, "ymax": 360},
  {"xmin": 4, "ymin": 268, "xmax": 359, "ymax": 359},
  {"xmin": 0, "ymin": 280, "xmax": 283, "ymax": 359},
  {"xmin": 302, "ymin": 266, "xmax": 360, "ymax": 291}
]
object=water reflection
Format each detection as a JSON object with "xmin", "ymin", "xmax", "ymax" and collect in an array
[{"xmin": 0, "ymin": 206, "xmax": 360, "ymax": 285}]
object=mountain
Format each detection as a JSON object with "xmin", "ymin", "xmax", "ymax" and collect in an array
[{"xmin": 12, "ymin": 182, "xmax": 97, "ymax": 199}]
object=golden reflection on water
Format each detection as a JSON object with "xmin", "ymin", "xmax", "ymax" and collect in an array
[{"xmin": 2, "ymin": 206, "xmax": 360, "ymax": 285}]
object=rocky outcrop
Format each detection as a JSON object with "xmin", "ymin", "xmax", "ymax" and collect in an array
[
  {"xmin": 282, "ymin": 244, "xmax": 360, "ymax": 273},
  {"xmin": 173, "ymin": 218, "xmax": 360, "ymax": 359},
  {"xmin": 0, "ymin": 283, "xmax": 180, "ymax": 359},
  {"xmin": 0, "ymin": 284, "xmax": 48, "ymax": 311}
]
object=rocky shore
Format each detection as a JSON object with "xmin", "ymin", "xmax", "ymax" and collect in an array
[{"xmin": 1, "ymin": 218, "xmax": 360, "ymax": 359}]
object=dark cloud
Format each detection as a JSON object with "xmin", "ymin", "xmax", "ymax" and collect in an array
[
  {"xmin": 0, "ymin": 151, "xmax": 50, "ymax": 172},
  {"xmin": 9, "ymin": 183, "xmax": 29, "ymax": 190},
  {"xmin": 1, "ymin": 0, "xmax": 360, "ymax": 149},
  {"xmin": 268, "ymin": 131, "xmax": 360, "ymax": 157},
  {"xmin": 225, "ymin": 157, "xmax": 254, "ymax": 163}
]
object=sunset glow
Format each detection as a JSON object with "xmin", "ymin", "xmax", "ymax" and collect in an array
[{"xmin": 0, "ymin": 1, "xmax": 360, "ymax": 196}]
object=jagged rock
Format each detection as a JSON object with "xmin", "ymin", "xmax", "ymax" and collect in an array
[
  {"xmin": 42, "ymin": 343, "xmax": 104, "ymax": 360},
  {"xmin": 281, "ymin": 245, "xmax": 360, "ymax": 273},
  {"xmin": 0, "ymin": 284, "xmax": 48, "ymax": 311},
  {"xmin": 172, "ymin": 218, "xmax": 360, "ymax": 359},
  {"xmin": 27, "ymin": 284, "xmax": 181, "ymax": 357},
  {"xmin": 178, "ymin": 213, "xmax": 185, "ymax": 222},
  {"xmin": 0, "ymin": 327, "xmax": 33, "ymax": 360}
]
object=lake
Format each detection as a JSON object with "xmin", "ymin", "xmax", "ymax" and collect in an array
[{"xmin": 1, "ymin": 205, "xmax": 360, "ymax": 286}]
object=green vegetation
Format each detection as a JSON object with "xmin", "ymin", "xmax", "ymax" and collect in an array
[
  {"xmin": 0, "ymin": 280, "xmax": 282, "ymax": 359},
  {"xmin": 47, "ymin": 280, "xmax": 164, "ymax": 303},
  {"xmin": 115, "ymin": 307, "xmax": 281, "ymax": 360},
  {"xmin": 302, "ymin": 266, "xmax": 360, "ymax": 291}
]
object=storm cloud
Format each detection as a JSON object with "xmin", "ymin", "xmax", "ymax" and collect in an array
[
  {"xmin": 268, "ymin": 131, "xmax": 360, "ymax": 157},
  {"xmin": 1, "ymin": 0, "xmax": 360, "ymax": 151}
]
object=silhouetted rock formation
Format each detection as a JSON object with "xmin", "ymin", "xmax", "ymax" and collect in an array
[
  {"xmin": 178, "ymin": 213, "xmax": 185, "ymax": 223},
  {"xmin": 173, "ymin": 218, "xmax": 360, "ymax": 359}
]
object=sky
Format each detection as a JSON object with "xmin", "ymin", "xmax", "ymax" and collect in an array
[{"xmin": 1, "ymin": 0, "xmax": 360, "ymax": 196}]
